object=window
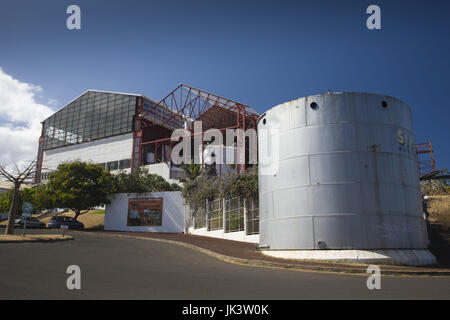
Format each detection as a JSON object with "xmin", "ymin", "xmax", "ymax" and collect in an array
[
  {"xmin": 97, "ymin": 163, "xmax": 106, "ymax": 170},
  {"xmin": 42, "ymin": 91, "xmax": 137, "ymax": 150},
  {"xmin": 119, "ymin": 159, "xmax": 131, "ymax": 169},
  {"xmin": 107, "ymin": 161, "xmax": 118, "ymax": 171},
  {"xmin": 41, "ymin": 171, "xmax": 52, "ymax": 180}
]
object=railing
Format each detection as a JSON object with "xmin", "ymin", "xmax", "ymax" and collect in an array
[
  {"xmin": 187, "ymin": 196, "xmax": 259, "ymax": 235},
  {"xmin": 207, "ymin": 198, "xmax": 223, "ymax": 231}
]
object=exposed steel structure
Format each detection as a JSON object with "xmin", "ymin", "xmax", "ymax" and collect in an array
[
  {"xmin": 416, "ymin": 142, "xmax": 436, "ymax": 177},
  {"xmin": 131, "ymin": 84, "xmax": 259, "ymax": 176}
]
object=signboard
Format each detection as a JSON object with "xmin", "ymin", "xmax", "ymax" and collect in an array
[
  {"xmin": 127, "ymin": 198, "xmax": 163, "ymax": 226},
  {"xmin": 21, "ymin": 202, "xmax": 34, "ymax": 236},
  {"xmin": 21, "ymin": 202, "xmax": 33, "ymax": 215}
]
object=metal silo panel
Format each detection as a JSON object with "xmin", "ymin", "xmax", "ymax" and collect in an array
[{"xmin": 258, "ymin": 92, "xmax": 428, "ymax": 251}]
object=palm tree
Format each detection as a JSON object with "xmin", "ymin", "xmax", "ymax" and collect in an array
[{"xmin": 180, "ymin": 162, "xmax": 202, "ymax": 182}]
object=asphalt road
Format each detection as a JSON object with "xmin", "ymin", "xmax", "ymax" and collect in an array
[{"xmin": 0, "ymin": 230, "xmax": 449, "ymax": 299}]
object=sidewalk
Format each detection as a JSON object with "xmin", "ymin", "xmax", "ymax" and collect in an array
[{"xmin": 94, "ymin": 230, "xmax": 450, "ymax": 277}]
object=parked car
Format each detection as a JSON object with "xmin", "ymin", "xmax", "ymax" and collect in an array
[
  {"xmin": 14, "ymin": 216, "xmax": 46, "ymax": 229},
  {"xmin": 0, "ymin": 212, "xmax": 8, "ymax": 222},
  {"xmin": 48, "ymin": 216, "xmax": 84, "ymax": 230}
]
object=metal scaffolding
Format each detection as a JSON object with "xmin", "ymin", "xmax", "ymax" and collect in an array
[
  {"xmin": 132, "ymin": 84, "xmax": 259, "ymax": 176},
  {"xmin": 416, "ymin": 142, "xmax": 436, "ymax": 177}
]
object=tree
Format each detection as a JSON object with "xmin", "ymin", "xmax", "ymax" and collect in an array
[
  {"xmin": 180, "ymin": 162, "xmax": 202, "ymax": 182},
  {"xmin": 0, "ymin": 193, "xmax": 10, "ymax": 213},
  {"xmin": 43, "ymin": 161, "xmax": 116, "ymax": 220},
  {"xmin": 420, "ymin": 169, "xmax": 450, "ymax": 195},
  {"xmin": 181, "ymin": 174, "xmax": 221, "ymax": 215},
  {"xmin": 221, "ymin": 166, "xmax": 258, "ymax": 200},
  {"xmin": 115, "ymin": 167, "xmax": 181, "ymax": 193},
  {"xmin": 0, "ymin": 188, "xmax": 34, "ymax": 216},
  {"xmin": 180, "ymin": 166, "xmax": 259, "ymax": 215},
  {"xmin": 31, "ymin": 185, "xmax": 55, "ymax": 212},
  {"xmin": 0, "ymin": 161, "xmax": 36, "ymax": 235}
]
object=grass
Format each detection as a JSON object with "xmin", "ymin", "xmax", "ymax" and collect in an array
[
  {"xmin": 428, "ymin": 195, "xmax": 450, "ymax": 226},
  {"xmin": 0, "ymin": 234, "xmax": 73, "ymax": 242},
  {"xmin": 39, "ymin": 210, "xmax": 105, "ymax": 230}
]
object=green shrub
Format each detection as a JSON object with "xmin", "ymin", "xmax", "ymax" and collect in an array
[
  {"xmin": 180, "ymin": 166, "xmax": 258, "ymax": 213},
  {"xmin": 115, "ymin": 167, "xmax": 181, "ymax": 193}
]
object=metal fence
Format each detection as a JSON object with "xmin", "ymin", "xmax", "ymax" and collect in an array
[
  {"xmin": 245, "ymin": 197, "xmax": 259, "ymax": 235},
  {"xmin": 224, "ymin": 197, "xmax": 245, "ymax": 233},
  {"xmin": 193, "ymin": 205, "xmax": 206, "ymax": 229},
  {"xmin": 188, "ymin": 196, "xmax": 259, "ymax": 235},
  {"xmin": 207, "ymin": 198, "xmax": 223, "ymax": 231}
]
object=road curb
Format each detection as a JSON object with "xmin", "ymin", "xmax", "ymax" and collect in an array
[{"xmin": 91, "ymin": 232, "xmax": 450, "ymax": 277}]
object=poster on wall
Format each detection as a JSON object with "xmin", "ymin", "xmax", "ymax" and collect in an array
[{"xmin": 127, "ymin": 198, "xmax": 163, "ymax": 226}]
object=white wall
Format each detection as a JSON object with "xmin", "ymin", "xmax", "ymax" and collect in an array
[
  {"xmin": 105, "ymin": 192, "xmax": 185, "ymax": 233},
  {"xmin": 42, "ymin": 133, "xmax": 133, "ymax": 172},
  {"xmin": 143, "ymin": 163, "xmax": 181, "ymax": 184},
  {"xmin": 201, "ymin": 145, "xmax": 238, "ymax": 176},
  {"xmin": 187, "ymin": 227, "xmax": 260, "ymax": 244}
]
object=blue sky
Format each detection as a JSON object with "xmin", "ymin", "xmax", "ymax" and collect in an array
[{"xmin": 0, "ymin": 0, "xmax": 449, "ymax": 168}]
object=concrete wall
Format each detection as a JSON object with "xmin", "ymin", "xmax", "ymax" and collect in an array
[
  {"xmin": 188, "ymin": 227, "xmax": 260, "ymax": 244},
  {"xmin": 105, "ymin": 192, "xmax": 185, "ymax": 233},
  {"xmin": 144, "ymin": 163, "xmax": 180, "ymax": 184},
  {"xmin": 42, "ymin": 133, "xmax": 133, "ymax": 172},
  {"xmin": 40, "ymin": 133, "xmax": 185, "ymax": 186}
]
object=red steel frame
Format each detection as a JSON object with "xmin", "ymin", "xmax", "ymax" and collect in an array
[
  {"xmin": 131, "ymin": 96, "xmax": 144, "ymax": 172},
  {"xmin": 416, "ymin": 142, "xmax": 436, "ymax": 177},
  {"xmin": 35, "ymin": 85, "xmax": 259, "ymax": 182},
  {"xmin": 34, "ymin": 125, "xmax": 45, "ymax": 184},
  {"xmin": 133, "ymin": 84, "xmax": 259, "ymax": 175}
]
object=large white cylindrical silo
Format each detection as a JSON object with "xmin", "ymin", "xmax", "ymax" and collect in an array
[{"xmin": 257, "ymin": 93, "xmax": 435, "ymax": 265}]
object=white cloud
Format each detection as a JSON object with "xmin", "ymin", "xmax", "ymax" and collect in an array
[
  {"xmin": 47, "ymin": 98, "xmax": 58, "ymax": 107},
  {"xmin": 0, "ymin": 68, "xmax": 54, "ymax": 166}
]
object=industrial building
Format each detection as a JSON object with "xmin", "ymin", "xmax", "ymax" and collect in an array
[
  {"xmin": 35, "ymin": 84, "xmax": 259, "ymax": 183},
  {"xmin": 36, "ymin": 87, "xmax": 437, "ymax": 266}
]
